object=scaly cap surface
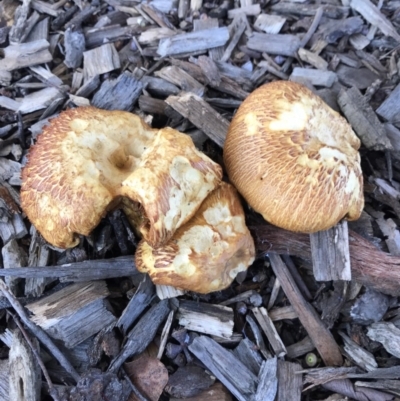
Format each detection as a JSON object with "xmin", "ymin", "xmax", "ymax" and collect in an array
[
  {"xmin": 223, "ymin": 81, "xmax": 364, "ymax": 233},
  {"xmin": 135, "ymin": 182, "xmax": 255, "ymax": 293},
  {"xmin": 21, "ymin": 107, "xmax": 222, "ymax": 248}
]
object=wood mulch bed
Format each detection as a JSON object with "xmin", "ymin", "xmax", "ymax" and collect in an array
[{"xmin": 1, "ymin": 0, "xmax": 400, "ymax": 400}]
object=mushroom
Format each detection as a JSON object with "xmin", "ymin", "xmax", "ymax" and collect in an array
[
  {"xmin": 21, "ymin": 107, "xmax": 222, "ymax": 248},
  {"xmin": 223, "ymin": 81, "xmax": 364, "ymax": 233},
  {"xmin": 135, "ymin": 182, "xmax": 255, "ymax": 293}
]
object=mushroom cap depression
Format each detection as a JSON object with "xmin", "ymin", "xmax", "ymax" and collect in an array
[
  {"xmin": 223, "ymin": 81, "xmax": 364, "ymax": 233},
  {"xmin": 21, "ymin": 107, "xmax": 222, "ymax": 248},
  {"xmin": 135, "ymin": 182, "xmax": 255, "ymax": 293}
]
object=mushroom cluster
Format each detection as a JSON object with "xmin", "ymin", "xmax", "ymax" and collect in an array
[
  {"xmin": 223, "ymin": 81, "xmax": 364, "ymax": 233},
  {"xmin": 21, "ymin": 107, "xmax": 255, "ymax": 293}
]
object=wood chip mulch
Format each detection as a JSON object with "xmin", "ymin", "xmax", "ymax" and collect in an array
[{"xmin": 1, "ymin": 0, "xmax": 400, "ymax": 400}]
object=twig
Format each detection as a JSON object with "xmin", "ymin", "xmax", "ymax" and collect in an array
[
  {"xmin": 298, "ymin": 7, "xmax": 324, "ymax": 49},
  {"xmin": 282, "ymin": 6, "xmax": 324, "ymax": 74},
  {"xmin": 251, "ymin": 224, "xmax": 400, "ymax": 297},
  {"xmin": 7, "ymin": 310, "xmax": 61, "ymax": 401},
  {"xmin": 0, "ymin": 278, "xmax": 80, "ymax": 382}
]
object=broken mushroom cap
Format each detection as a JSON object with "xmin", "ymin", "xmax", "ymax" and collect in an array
[
  {"xmin": 223, "ymin": 81, "xmax": 364, "ymax": 233},
  {"xmin": 21, "ymin": 107, "xmax": 222, "ymax": 248},
  {"xmin": 135, "ymin": 182, "xmax": 255, "ymax": 294}
]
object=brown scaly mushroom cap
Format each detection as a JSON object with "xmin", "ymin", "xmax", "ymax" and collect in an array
[
  {"xmin": 223, "ymin": 81, "xmax": 364, "ymax": 233},
  {"xmin": 21, "ymin": 107, "xmax": 222, "ymax": 248},
  {"xmin": 135, "ymin": 182, "xmax": 255, "ymax": 294}
]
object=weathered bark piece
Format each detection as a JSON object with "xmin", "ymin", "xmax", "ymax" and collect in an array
[
  {"xmin": 177, "ymin": 300, "xmax": 234, "ymax": 338},
  {"xmin": 18, "ymin": 87, "xmax": 64, "ymax": 114},
  {"xmin": 157, "ymin": 27, "xmax": 230, "ymax": 57},
  {"xmin": 0, "ymin": 96, "xmax": 20, "ymax": 111},
  {"xmin": 286, "ymin": 336, "xmax": 315, "ymax": 359},
  {"xmin": 253, "ymin": 224, "xmax": 400, "ymax": 296},
  {"xmin": 349, "ymin": 33, "xmax": 370, "ymax": 50},
  {"xmin": 155, "ymin": 66, "xmax": 205, "ymax": 96},
  {"xmin": 254, "ymin": 14, "xmax": 286, "ymax": 34},
  {"xmin": 376, "ymin": 82, "xmax": 400, "ymax": 122},
  {"xmin": 178, "ymin": 0, "xmax": 189, "ymax": 19},
  {"xmin": 31, "ymin": 0, "xmax": 65, "ymax": 17},
  {"xmin": 375, "ymin": 214, "xmax": 400, "ymax": 256},
  {"xmin": 254, "ymin": 357, "xmax": 278, "ymax": 401},
  {"xmin": 355, "ymin": 49, "xmax": 387, "ymax": 73},
  {"xmin": 298, "ymin": 48, "xmax": 328, "ymax": 70},
  {"xmin": 75, "ymin": 74, "xmax": 100, "ymax": 98},
  {"xmin": 246, "ymin": 315, "xmax": 272, "ymax": 359},
  {"xmin": 166, "ymin": 92, "xmax": 230, "ymax": 147},
  {"xmin": 367, "ymin": 322, "xmax": 400, "ymax": 358},
  {"xmin": 228, "ymin": 4, "xmax": 260, "ymax": 18},
  {"xmin": 165, "ymin": 365, "xmax": 214, "ymax": 398},
  {"xmin": 350, "ymin": 0, "xmax": 400, "ymax": 42},
  {"xmin": 0, "ymin": 39, "xmax": 52, "ymax": 71},
  {"xmin": 0, "ymin": 359, "xmax": 8, "ymax": 401},
  {"xmin": 268, "ymin": 253, "xmax": 343, "ymax": 366},
  {"xmin": 117, "ymin": 275, "xmax": 155, "ymax": 335},
  {"xmin": 350, "ymin": 287, "xmax": 389, "ymax": 325},
  {"xmin": 0, "ymin": 213, "xmax": 28, "ymax": 245},
  {"xmin": 290, "ymin": 67, "xmax": 337, "ymax": 87},
  {"xmin": 373, "ymin": 178, "xmax": 400, "ymax": 199},
  {"xmin": 270, "ymin": 2, "xmax": 349, "ymax": 18},
  {"xmin": 323, "ymin": 378, "xmax": 395, "ymax": 401},
  {"xmin": 64, "ymin": 28, "xmax": 85, "ymax": 69},
  {"xmin": 91, "ymin": 72, "xmax": 143, "ymax": 111},
  {"xmin": 2, "ymin": 239, "xmax": 28, "ymax": 296},
  {"xmin": 157, "ymin": 310, "xmax": 174, "ymax": 359},
  {"xmin": 141, "ymin": 3, "xmax": 176, "ymax": 30},
  {"xmin": 339, "ymin": 331, "xmax": 377, "ymax": 371},
  {"xmin": 221, "ymin": 13, "xmax": 247, "ymax": 63},
  {"xmin": 336, "ymin": 65, "xmax": 379, "ymax": 90},
  {"xmin": 1, "ymin": 255, "xmax": 139, "ymax": 281},
  {"xmin": 69, "ymin": 94, "xmax": 90, "ymax": 107},
  {"xmin": 0, "ymin": 70, "xmax": 12, "ymax": 86},
  {"xmin": 170, "ymin": 59, "xmax": 249, "ymax": 98},
  {"xmin": 84, "ymin": 25, "xmax": 134, "ymax": 49},
  {"xmin": 219, "ymin": 290, "xmax": 259, "ymax": 306},
  {"xmin": 26, "ymin": 281, "xmax": 116, "ymax": 348},
  {"xmin": 83, "ymin": 42, "xmax": 120, "ymax": 78},
  {"xmin": 317, "ymin": 16, "xmax": 364, "ymax": 44},
  {"xmin": 108, "ymin": 299, "xmax": 170, "ymax": 372},
  {"xmin": 0, "ymin": 159, "xmax": 21, "ymax": 182},
  {"xmin": 276, "ymin": 361, "xmax": 302, "ymax": 401},
  {"xmin": 268, "ymin": 305, "xmax": 297, "ymax": 321},
  {"xmin": 9, "ymin": 329, "xmax": 41, "ymax": 401},
  {"xmin": 138, "ymin": 27, "xmax": 176, "ymax": 45},
  {"xmin": 50, "ymin": 4, "xmax": 78, "ymax": 30},
  {"xmin": 232, "ymin": 338, "xmax": 263, "ymax": 375},
  {"xmin": 247, "ymin": 32, "xmax": 302, "ymax": 57},
  {"xmin": 170, "ymin": 382, "xmax": 232, "ymax": 401},
  {"xmin": 141, "ymin": 75, "xmax": 180, "ymax": 97},
  {"xmin": 9, "ymin": 1, "xmax": 38, "ymax": 45},
  {"xmin": 252, "ymin": 307, "xmax": 287, "ymax": 357},
  {"xmin": 337, "ymin": 86, "xmax": 392, "ymax": 150},
  {"xmin": 310, "ymin": 221, "xmax": 351, "ymax": 281},
  {"xmin": 189, "ymin": 336, "xmax": 258, "ymax": 401},
  {"xmin": 193, "ymin": 18, "xmax": 224, "ymax": 60},
  {"xmin": 30, "ymin": 65, "xmax": 63, "ymax": 87},
  {"xmin": 0, "ymin": 278, "xmax": 80, "ymax": 382},
  {"xmin": 355, "ymin": 380, "xmax": 400, "ymax": 395},
  {"xmin": 139, "ymin": 95, "xmax": 168, "ymax": 116}
]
